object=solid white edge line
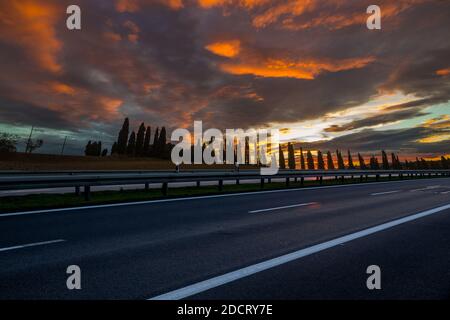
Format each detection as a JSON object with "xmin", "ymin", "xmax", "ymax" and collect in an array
[
  {"xmin": 370, "ymin": 190, "xmax": 401, "ymax": 196},
  {"xmin": 249, "ymin": 202, "xmax": 317, "ymax": 213},
  {"xmin": 1, "ymin": 177, "xmax": 449, "ymax": 218},
  {"xmin": 149, "ymin": 203, "xmax": 450, "ymax": 300},
  {"xmin": 0, "ymin": 239, "xmax": 66, "ymax": 252}
]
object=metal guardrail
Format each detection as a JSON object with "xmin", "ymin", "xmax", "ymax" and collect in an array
[{"xmin": 0, "ymin": 169, "xmax": 449, "ymax": 200}]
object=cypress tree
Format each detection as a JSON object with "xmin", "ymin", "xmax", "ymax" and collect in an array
[
  {"xmin": 317, "ymin": 151, "xmax": 325, "ymax": 170},
  {"xmin": 370, "ymin": 155, "xmax": 380, "ymax": 170},
  {"xmin": 300, "ymin": 147, "xmax": 306, "ymax": 170},
  {"xmin": 97, "ymin": 141, "xmax": 102, "ymax": 156},
  {"xmin": 158, "ymin": 127, "xmax": 167, "ymax": 157},
  {"xmin": 381, "ymin": 150, "xmax": 390, "ymax": 170},
  {"xmin": 101, "ymin": 148, "xmax": 108, "ymax": 157},
  {"xmin": 111, "ymin": 142, "xmax": 118, "ymax": 155},
  {"xmin": 404, "ymin": 159, "xmax": 410, "ymax": 169},
  {"xmin": 84, "ymin": 141, "xmax": 92, "ymax": 156},
  {"xmin": 306, "ymin": 150, "xmax": 315, "ymax": 170},
  {"xmin": 414, "ymin": 157, "xmax": 420, "ymax": 169},
  {"xmin": 117, "ymin": 118, "xmax": 129, "ymax": 154},
  {"xmin": 287, "ymin": 143, "xmax": 296, "ymax": 169},
  {"xmin": 135, "ymin": 122, "xmax": 146, "ymax": 156},
  {"xmin": 278, "ymin": 145, "xmax": 286, "ymax": 169},
  {"xmin": 327, "ymin": 151, "xmax": 335, "ymax": 170},
  {"xmin": 152, "ymin": 127, "xmax": 160, "ymax": 156},
  {"xmin": 127, "ymin": 131, "xmax": 136, "ymax": 156},
  {"xmin": 143, "ymin": 126, "xmax": 151, "ymax": 156},
  {"xmin": 244, "ymin": 138, "xmax": 249, "ymax": 164},
  {"xmin": 337, "ymin": 150, "xmax": 345, "ymax": 170},
  {"xmin": 358, "ymin": 153, "xmax": 367, "ymax": 170},
  {"xmin": 442, "ymin": 156, "xmax": 449, "ymax": 169},
  {"xmin": 347, "ymin": 150, "xmax": 355, "ymax": 169},
  {"xmin": 420, "ymin": 158, "xmax": 428, "ymax": 169}
]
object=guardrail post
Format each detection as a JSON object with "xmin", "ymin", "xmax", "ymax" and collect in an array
[
  {"xmin": 196, "ymin": 181, "xmax": 201, "ymax": 187},
  {"xmin": 75, "ymin": 186, "xmax": 80, "ymax": 196},
  {"xmin": 340, "ymin": 175, "xmax": 344, "ymax": 183},
  {"xmin": 389, "ymin": 174, "xmax": 392, "ymax": 180},
  {"xmin": 145, "ymin": 182, "xmax": 149, "ymax": 191},
  {"xmin": 360, "ymin": 175, "xmax": 363, "ymax": 183},
  {"xmin": 84, "ymin": 185, "xmax": 91, "ymax": 201},
  {"xmin": 218, "ymin": 179, "xmax": 223, "ymax": 191},
  {"xmin": 236, "ymin": 179, "xmax": 240, "ymax": 185},
  {"xmin": 301, "ymin": 177, "xmax": 304, "ymax": 186},
  {"xmin": 319, "ymin": 176, "xmax": 323, "ymax": 185},
  {"xmin": 376, "ymin": 174, "xmax": 380, "ymax": 181},
  {"xmin": 162, "ymin": 182, "xmax": 168, "ymax": 196},
  {"xmin": 286, "ymin": 177, "xmax": 290, "ymax": 187},
  {"xmin": 260, "ymin": 178, "xmax": 265, "ymax": 189},
  {"xmin": 268, "ymin": 178, "xmax": 272, "ymax": 184}
]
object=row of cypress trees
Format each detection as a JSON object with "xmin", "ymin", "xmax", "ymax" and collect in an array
[
  {"xmin": 110, "ymin": 118, "xmax": 170, "ymax": 158},
  {"xmin": 280, "ymin": 145, "xmax": 417, "ymax": 170}
]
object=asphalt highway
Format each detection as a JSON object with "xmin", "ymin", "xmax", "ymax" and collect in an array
[{"xmin": 0, "ymin": 178, "xmax": 449, "ymax": 299}]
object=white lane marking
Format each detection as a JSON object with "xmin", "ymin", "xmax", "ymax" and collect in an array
[
  {"xmin": 1, "ymin": 178, "xmax": 449, "ymax": 218},
  {"xmin": 441, "ymin": 191, "xmax": 450, "ymax": 194},
  {"xmin": 370, "ymin": 190, "xmax": 401, "ymax": 196},
  {"xmin": 149, "ymin": 203, "xmax": 450, "ymax": 300},
  {"xmin": 249, "ymin": 202, "xmax": 317, "ymax": 213},
  {"xmin": 410, "ymin": 185, "xmax": 442, "ymax": 192},
  {"xmin": 0, "ymin": 239, "xmax": 66, "ymax": 253}
]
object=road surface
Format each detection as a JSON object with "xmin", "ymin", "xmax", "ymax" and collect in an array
[{"xmin": 0, "ymin": 178, "xmax": 449, "ymax": 299}]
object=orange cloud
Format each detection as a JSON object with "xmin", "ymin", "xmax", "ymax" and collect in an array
[
  {"xmin": 220, "ymin": 56, "xmax": 375, "ymax": 79},
  {"xmin": 198, "ymin": 0, "xmax": 428, "ymax": 30},
  {"xmin": 198, "ymin": 0, "xmax": 269, "ymax": 9},
  {"xmin": 436, "ymin": 68, "xmax": 450, "ymax": 76},
  {"xmin": 50, "ymin": 82, "xmax": 76, "ymax": 95},
  {"xmin": 422, "ymin": 115, "xmax": 450, "ymax": 129},
  {"xmin": 0, "ymin": 0, "xmax": 62, "ymax": 73},
  {"xmin": 115, "ymin": 0, "xmax": 183, "ymax": 12},
  {"xmin": 205, "ymin": 40, "xmax": 241, "ymax": 58}
]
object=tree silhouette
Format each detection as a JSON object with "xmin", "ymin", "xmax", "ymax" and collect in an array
[
  {"xmin": 300, "ymin": 147, "xmax": 306, "ymax": 170},
  {"xmin": 381, "ymin": 150, "xmax": 390, "ymax": 170},
  {"xmin": 0, "ymin": 132, "xmax": 17, "ymax": 153},
  {"xmin": 358, "ymin": 153, "xmax": 367, "ymax": 170},
  {"xmin": 306, "ymin": 150, "xmax": 315, "ymax": 170},
  {"xmin": 370, "ymin": 155, "xmax": 380, "ymax": 170},
  {"xmin": 327, "ymin": 151, "xmax": 335, "ymax": 170},
  {"xmin": 111, "ymin": 142, "xmax": 118, "ymax": 155},
  {"xmin": 279, "ymin": 145, "xmax": 286, "ymax": 169},
  {"xmin": 152, "ymin": 127, "xmax": 160, "ymax": 156},
  {"xmin": 135, "ymin": 122, "xmax": 146, "ymax": 156},
  {"xmin": 158, "ymin": 127, "xmax": 167, "ymax": 156},
  {"xmin": 101, "ymin": 148, "xmax": 108, "ymax": 157},
  {"xmin": 347, "ymin": 150, "xmax": 355, "ymax": 169},
  {"xmin": 336, "ymin": 150, "xmax": 345, "ymax": 170},
  {"xmin": 287, "ymin": 142, "xmax": 296, "ymax": 169},
  {"xmin": 84, "ymin": 141, "xmax": 92, "ymax": 156},
  {"xmin": 143, "ymin": 126, "xmax": 151, "ymax": 156},
  {"xmin": 420, "ymin": 158, "xmax": 428, "ymax": 169},
  {"xmin": 117, "ymin": 118, "xmax": 129, "ymax": 154},
  {"xmin": 317, "ymin": 150, "xmax": 325, "ymax": 170},
  {"xmin": 442, "ymin": 156, "xmax": 449, "ymax": 169},
  {"xmin": 127, "ymin": 131, "xmax": 136, "ymax": 156}
]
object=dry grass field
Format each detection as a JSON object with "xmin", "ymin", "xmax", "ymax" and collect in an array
[{"xmin": 0, "ymin": 152, "xmax": 255, "ymax": 171}]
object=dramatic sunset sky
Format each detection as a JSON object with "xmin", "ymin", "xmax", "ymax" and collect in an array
[{"xmin": 0, "ymin": 0, "xmax": 449, "ymax": 157}]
